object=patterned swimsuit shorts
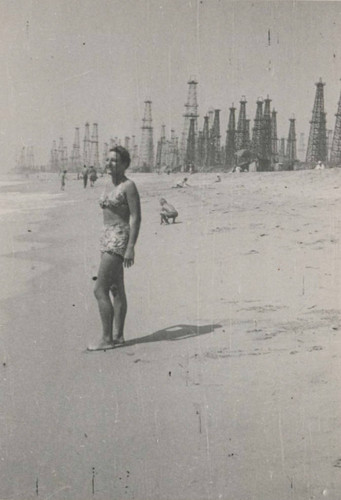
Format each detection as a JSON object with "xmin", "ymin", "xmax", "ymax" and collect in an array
[{"xmin": 100, "ymin": 223, "xmax": 130, "ymax": 258}]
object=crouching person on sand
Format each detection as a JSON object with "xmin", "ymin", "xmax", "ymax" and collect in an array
[
  {"xmin": 87, "ymin": 146, "xmax": 141, "ymax": 351},
  {"xmin": 160, "ymin": 198, "xmax": 178, "ymax": 224}
]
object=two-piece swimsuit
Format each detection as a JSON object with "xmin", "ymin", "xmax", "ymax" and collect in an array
[{"xmin": 99, "ymin": 190, "xmax": 130, "ymax": 258}]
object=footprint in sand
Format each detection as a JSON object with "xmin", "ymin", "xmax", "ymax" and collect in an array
[{"xmin": 308, "ymin": 346, "xmax": 323, "ymax": 352}]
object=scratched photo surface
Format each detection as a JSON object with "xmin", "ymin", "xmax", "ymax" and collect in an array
[{"xmin": 1, "ymin": 1, "xmax": 341, "ymax": 499}]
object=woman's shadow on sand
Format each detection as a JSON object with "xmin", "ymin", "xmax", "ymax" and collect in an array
[{"xmin": 120, "ymin": 323, "xmax": 222, "ymax": 348}]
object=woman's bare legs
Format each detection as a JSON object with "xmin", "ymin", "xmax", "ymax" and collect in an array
[
  {"xmin": 111, "ymin": 265, "xmax": 127, "ymax": 343},
  {"xmin": 88, "ymin": 252, "xmax": 124, "ymax": 351}
]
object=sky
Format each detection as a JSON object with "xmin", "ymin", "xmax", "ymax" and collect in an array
[{"xmin": 1, "ymin": 0, "xmax": 341, "ymax": 169}]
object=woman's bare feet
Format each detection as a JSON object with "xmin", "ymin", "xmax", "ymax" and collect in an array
[
  {"xmin": 87, "ymin": 339, "xmax": 117, "ymax": 351},
  {"xmin": 112, "ymin": 336, "xmax": 125, "ymax": 345}
]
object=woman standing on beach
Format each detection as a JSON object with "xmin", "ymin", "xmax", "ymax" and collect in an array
[{"xmin": 88, "ymin": 146, "xmax": 141, "ymax": 351}]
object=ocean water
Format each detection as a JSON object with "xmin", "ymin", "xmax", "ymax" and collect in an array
[
  {"xmin": 0, "ymin": 174, "xmax": 75, "ymax": 301},
  {"xmin": 0, "ymin": 173, "xmax": 72, "ymax": 219}
]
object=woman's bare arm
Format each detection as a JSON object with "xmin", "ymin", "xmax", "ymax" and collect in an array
[{"xmin": 124, "ymin": 180, "xmax": 141, "ymax": 267}]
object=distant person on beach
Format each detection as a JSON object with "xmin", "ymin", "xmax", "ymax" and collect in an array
[
  {"xmin": 88, "ymin": 146, "xmax": 141, "ymax": 351},
  {"xmin": 61, "ymin": 170, "xmax": 67, "ymax": 191},
  {"xmin": 83, "ymin": 165, "xmax": 88, "ymax": 188},
  {"xmin": 215, "ymin": 174, "xmax": 221, "ymax": 182},
  {"xmin": 315, "ymin": 161, "xmax": 325, "ymax": 170},
  {"xmin": 89, "ymin": 166, "xmax": 98, "ymax": 187},
  {"xmin": 173, "ymin": 177, "xmax": 190, "ymax": 188},
  {"xmin": 160, "ymin": 198, "xmax": 178, "ymax": 224}
]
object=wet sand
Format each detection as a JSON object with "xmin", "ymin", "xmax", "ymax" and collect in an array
[{"xmin": 1, "ymin": 169, "xmax": 341, "ymax": 499}]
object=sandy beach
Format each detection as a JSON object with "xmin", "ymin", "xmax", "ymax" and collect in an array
[{"xmin": 1, "ymin": 169, "xmax": 341, "ymax": 500}]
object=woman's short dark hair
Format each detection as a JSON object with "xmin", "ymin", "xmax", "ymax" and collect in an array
[{"xmin": 109, "ymin": 146, "xmax": 131, "ymax": 168}]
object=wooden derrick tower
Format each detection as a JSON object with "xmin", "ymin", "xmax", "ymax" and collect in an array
[
  {"xmin": 330, "ymin": 86, "xmax": 341, "ymax": 165},
  {"xmin": 83, "ymin": 123, "xmax": 91, "ymax": 167},
  {"xmin": 197, "ymin": 130, "xmax": 204, "ymax": 168},
  {"xmin": 180, "ymin": 78, "xmax": 199, "ymax": 166},
  {"xmin": 306, "ymin": 78, "xmax": 327, "ymax": 164},
  {"xmin": 26, "ymin": 146, "xmax": 35, "ymax": 170},
  {"xmin": 156, "ymin": 124, "xmax": 166, "ymax": 169},
  {"xmin": 49, "ymin": 141, "xmax": 58, "ymax": 171},
  {"xmin": 169, "ymin": 129, "xmax": 179, "ymax": 170},
  {"xmin": 90, "ymin": 123, "xmax": 100, "ymax": 169},
  {"xmin": 327, "ymin": 129, "xmax": 333, "ymax": 161},
  {"xmin": 209, "ymin": 109, "xmax": 221, "ymax": 166},
  {"xmin": 279, "ymin": 138, "xmax": 286, "ymax": 164},
  {"xmin": 201, "ymin": 115, "xmax": 210, "ymax": 169},
  {"xmin": 236, "ymin": 97, "xmax": 248, "ymax": 150},
  {"xmin": 186, "ymin": 118, "xmax": 196, "ymax": 167},
  {"xmin": 18, "ymin": 146, "xmax": 26, "ymax": 170},
  {"xmin": 286, "ymin": 117, "xmax": 297, "ymax": 167},
  {"xmin": 139, "ymin": 100, "xmax": 154, "ymax": 171},
  {"xmin": 57, "ymin": 137, "xmax": 67, "ymax": 171},
  {"xmin": 271, "ymin": 109, "xmax": 278, "ymax": 160},
  {"xmin": 71, "ymin": 127, "xmax": 81, "ymax": 174},
  {"xmin": 251, "ymin": 99, "xmax": 263, "ymax": 159},
  {"xmin": 298, "ymin": 133, "xmax": 306, "ymax": 162},
  {"xmin": 245, "ymin": 119, "xmax": 251, "ymax": 148},
  {"xmin": 225, "ymin": 104, "xmax": 236, "ymax": 169},
  {"xmin": 259, "ymin": 96, "xmax": 272, "ymax": 170}
]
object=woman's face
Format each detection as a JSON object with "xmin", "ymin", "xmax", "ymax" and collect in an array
[{"xmin": 107, "ymin": 151, "xmax": 126, "ymax": 181}]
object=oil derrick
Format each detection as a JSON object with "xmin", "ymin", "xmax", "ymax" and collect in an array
[
  {"xmin": 271, "ymin": 109, "xmax": 278, "ymax": 160},
  {"xmin": 139, "ymin": 100, "xmax": 154, "ymax": 171},
  {"xmin": 197, "ymin": 131, "xmax": 203, "ymax": 168},
  {"xmin": 200, "ymin": 115, "xmax": 210, "ymax": 169},
  {"xmin": 259, "ymin": 96, "xmax": 272, "ymax": 170},
  {"xmin": 209, "ymin": 109, "xmax": 221, "ymax": 166},
  {"xmin": 83, "ymin": 123, "xmax": 91, "ymax": 167},
  {"xmin": 49, "ymin": 145, "xmax": 54, "ymax": 171},
  {"xmin": 245, "ymin": 119, "xmax": 251, "ymax": 148},
  {"xmin": 57, "ymin": 137, "xmax": 65, "ymax": 171},
  {"xmin": 279, "ymin": 138, "xmax": 286, "ymax": 163},
  {"xmin": 18, "ymin": 147, "xmax": 26, "ymax": 170},
  {"xmin": 327, "ymin": 130, "xmax": 333, "ymax": 161},
  {"xmin": 286, "ymin": 117, "xmax": 297, "ymax": 167},
  {"xmin": 90, "ymin": 123, "xmax": 100, "ymax": 169},
  {"xmin": 71, "ymin": 127, "xmax": 81, "ymax": 173},
  {"xmin": 331, "ymin": 87, "xmax": 341, "ymax": 164},
  {"xmin": 49, "ymin": 141, "xmax": 58, "ymax": 171},
  {"xmin": 155, "ymin": 124, "xmax": 166, "ymax": 169},
  {"xmin": 208, "ymin": 108, "xmax": 215, "ymax": 129},
  {"xmin": 169, "ymin": 130, "xmax": 179, "ymax": 170},
  {"xmin": 251, "ymin": 99, "xmax": 263, "ymax": 159},
  {"xmin": 306, "ymin": 78, "xmax": 327, "ymax": 164},
  {"xmin": 225, "ymin": 104, "xmax": 236, "ymax": 168},
  {"xmin": 298, "ymin": 133, "xmax": 306, "ymax": 162},
  {"xmin": 186, "ymin": 118, "xmax": 196, "ymax": 166},
  {"xmin": 169, "ymin": 129, "xmax": 179, "ymax": 170},
  {"xmin": 26, "ymin": 146, "xmax": 35, "ymax": 170},
  {"xmin": 61, "ymin": 146, "xmax": 68, "ymax": 171},
  {"xmin": 180, "ymin": 78, "xmax": 199, "ymax": 166},
  {"xmin": 236, "ymin": 97, "xmax": 248, "ymax": 150}
]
